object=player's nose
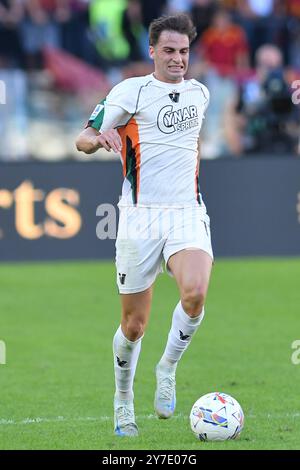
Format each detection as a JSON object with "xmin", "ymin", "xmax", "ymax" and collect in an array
[{"xmin": 171, "ymin": 51, "xmax": 182, "ymax": 63}]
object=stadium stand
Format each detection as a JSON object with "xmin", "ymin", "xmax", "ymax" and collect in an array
[{"xmin": 0, "ymin": 0, "xmax": 299, "ymax": 160}]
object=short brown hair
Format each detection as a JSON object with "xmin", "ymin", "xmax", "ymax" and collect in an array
[{"xmin": 149, "ymin": 13, "xmax": 197, "ymax": 46}]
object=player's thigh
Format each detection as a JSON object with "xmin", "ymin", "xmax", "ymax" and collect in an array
[
  {"xmin": 167, "ymin": 248, "xmax": 213, "ymax": 296},
  {"xmin": 116, "ymin": 207, "xmax": 164, "ymax": 294},
  {"xmin": 120, "ymin": 287, "xmax": 153, "ymax": 319},
  {"xmin": 163, "ymin": 206, "xmax": 213, "ymax": 295}
]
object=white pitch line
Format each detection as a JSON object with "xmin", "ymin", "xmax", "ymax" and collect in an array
[
  {"xmin": 0, "ymin": 414, "xmax": 184, "ymax": 427},
  {"xmin": 0, "ymin": 413, "xmax": 299, "ymax": 427}
]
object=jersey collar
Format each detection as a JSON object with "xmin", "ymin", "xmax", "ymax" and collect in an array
[{"xmin": 150, "ymin": 73, "xmax": 185, "ymax": 91}]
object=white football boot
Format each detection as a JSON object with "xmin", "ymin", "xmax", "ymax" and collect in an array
[
  {"xmin": 154, "ymin": 364, "xmax": 176, "ymax": 419},
  {"xmin": 114, "ymin": 397, "xmax": 139, "ymax": 437}
]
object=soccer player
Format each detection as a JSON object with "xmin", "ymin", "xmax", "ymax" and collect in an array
[{"xmin": 76, "ymin": 13, "xmax": 213, "ymax": 437}]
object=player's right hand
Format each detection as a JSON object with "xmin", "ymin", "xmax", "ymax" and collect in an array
[{"xmin": 94, "ymin": 129, "xmax": 122, "ymax": 153}]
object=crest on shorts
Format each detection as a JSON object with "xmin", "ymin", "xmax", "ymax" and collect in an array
[{"xmin": 118, "ymin": 273, "xmax": 126, "ymax": 285}]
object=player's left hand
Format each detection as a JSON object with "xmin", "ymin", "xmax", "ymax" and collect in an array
[{"xmin": 95, "ymin": 129, "xmax": 122, "ymax": 153}]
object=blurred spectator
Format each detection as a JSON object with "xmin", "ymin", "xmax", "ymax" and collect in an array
[
  {"xmin": 233, "ymin": 44, "xmax": 300, "ymax": 155},
  {"xmin": 233, "ymin": 0, "xmax": 288, "ymax": 65},
  {"xmin": 89, "ymin": 0, "xmax": 130, "ymax": 68},
  {"xmin": 199, "ymin": 72, "xmax": 240, "ymax": 158},
  {"xmin": 286, "ymin": 0, "xmax": 300, "ymax": 17},
  {"xmin": 139, "ymin": 0, "xmax": 167, "ymax": 28},
  {"xmin": 20, "ymin": 0, "xmax": 70, "ymax": 69},
  {"xmin": 60, "ymin": 0, "xmax": 95, "ymax": 64},
  {"xmin": 222, "ymin": 0, "xmax": 237, "ymax": 9},
  {"xmin": 122, "ymin": 0, "xmax": 148, "ymax": 62},
  {"xmin": 286, "ymin": 0, "xmax": 300, "ymax": 68},
  {"xmin": 0, "ymin": 68, "xmax": 28, "ymax": 159},
  {"xmin": 195, "ymin": 8, "xmax": 250, "ymax": 78},
  {"xmin": 166, "ymin": 0, "xmax": 192, "ymax": 14},
  {"xmin": 190, "ymin": 0, "xmax": 218, "ymax": 38},
  {"xmin": 0, "ymin": 0, "xmax": 24, "ymax": 67}
]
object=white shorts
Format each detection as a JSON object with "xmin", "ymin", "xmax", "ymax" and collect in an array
[{"xmin": 115, "ymin": 205, "xmax": 213, "ymax": 294}]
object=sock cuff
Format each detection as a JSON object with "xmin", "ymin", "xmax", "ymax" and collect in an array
[
  {"xmin": 176, "ymin": 301, "xmax": 205, "ymax": 325},
  {"xmin": 117, "ymin": 325, "xmax": 144, "ymax": 346}
]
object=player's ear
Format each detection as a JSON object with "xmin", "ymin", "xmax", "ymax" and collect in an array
[{"xmin": 149, "ymin": 46, "xmax": 155, "ymax": 60}]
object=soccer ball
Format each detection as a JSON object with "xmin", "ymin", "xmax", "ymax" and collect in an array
[{"xmin": 190, "ymin": 392, "xmax": 244, "ymax": 441}]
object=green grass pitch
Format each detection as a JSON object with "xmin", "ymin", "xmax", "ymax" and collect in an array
[{"xmin": 0, "ymin": 258, "xmax": 299, "ymax": 450}]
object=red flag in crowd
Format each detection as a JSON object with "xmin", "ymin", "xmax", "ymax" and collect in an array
[{"xmin": 43, "ymin": 47, "xmax": 110, "ymax": 93}]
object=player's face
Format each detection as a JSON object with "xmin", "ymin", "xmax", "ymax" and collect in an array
[{"xmin": 149, "ymin": 31, "xmax": 190, "ymax": 83}]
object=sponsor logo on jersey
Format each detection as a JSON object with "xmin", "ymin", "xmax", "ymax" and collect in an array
[
  {"xmin": 157, "ymin": 105, "xmax": 199, "ymax": 134},
  {"xmin": 90, "ymin": 103, "xmax": 104, "ymax": 120}
]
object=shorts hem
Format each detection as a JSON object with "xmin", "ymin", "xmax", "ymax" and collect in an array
[
  {"xmin": 164, "ymin": 245, "xmax": 214, "ymax": 276},
  {"xmin": 117, "ymin": 278, "xmax": 156, "ymax": 295}
]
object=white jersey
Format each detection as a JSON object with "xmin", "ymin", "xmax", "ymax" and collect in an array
[{"xmin": 88, "ymin": 73, "xmax": 209, "ymax": 207}]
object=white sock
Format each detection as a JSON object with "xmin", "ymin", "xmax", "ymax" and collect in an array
[
  {"xmin": 158, "ymin": 301, "xmax": 205, "ymax": 372},
  {"xmin": 113, "ymin": 325, "xmax": 142, "ymax": 401}
]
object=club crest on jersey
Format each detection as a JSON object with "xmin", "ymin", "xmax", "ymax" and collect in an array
[
  {"xmin": 157, "ymin": 105, "xmax": 199, "ymax": 134},
  {"xmin": 169, "ymin": 91, "xmax": 180, "ymax": 102}
]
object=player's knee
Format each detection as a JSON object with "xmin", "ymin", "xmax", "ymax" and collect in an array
[
  {"xmin": 123, "ymin": 316, "xmax": 145, "ymax": 341},
  {"xmin": 181, "ymin": 284, "xmax": 206, "ymax": 317}
]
